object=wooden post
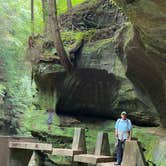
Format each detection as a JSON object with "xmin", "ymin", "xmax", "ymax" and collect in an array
[
  {"xmin": 95, "ymin": 132, "xmax": 110, "ymax": 156},
  {"xmin": 72, "ymin": 128, "xmax": 87, "ymax": 166},
  {"xmin": 10, "ymin": 149, "xmax": 33, "ymax": 166},
  {"xmin": 72, "ymin": 128, "xmax": 87, "ymax": 153},
  {"xmin": 72, "ymin": 131, "xmax": 114, "ymax": 165},
  {"xmin": 0, "ymin": 136, "xmax": 38, "ymax": 166},
  {"xmin": 0, "ymin": 136, "xmax": 10, "ymax": 166},
  {"xmin": 121, "ymin": 140, "xmax": 147, "ymax": 166}
]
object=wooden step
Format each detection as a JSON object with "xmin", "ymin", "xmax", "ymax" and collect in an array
[
  {"xmin": 52, "ymin": 148, "xmax": 83, "ymax": 157},
  {"xmin": 74, "ymin": 154, "xmax": 114, "ymax": 164},
  {"xmin": 9, "ymin": 141, "xmax": 52, "ymax": 152}
]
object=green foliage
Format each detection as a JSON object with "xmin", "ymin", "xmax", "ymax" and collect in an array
[
  {"xmin": 0, "ymin": 0, "xmax": 88, "ymax": 119},
  {"xmin": 0, "ymin": 84, "xmax": 6, "ymax": 97},
  {"xmin": 57, "ymin": 0, "xmax": 86, "ymax": 14},
  {"xmin": 0, "ymin": 1, "xmax": 36, "ymax": 121},
  {"xmin": 61, "ymin": 29, "xmax": 97, "ymax": 49}
]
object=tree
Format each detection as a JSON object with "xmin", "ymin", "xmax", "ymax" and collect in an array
[
  {"xmin": 31, "ymin": 0, "xmax": 34, "ymax": 36},
  {"xmin": 67, "ymin": 0, "xmax": 72, "ymax": 12},
  {"xmin": 48, "ymin": 0, "xmax": 73, "ymax": 71},
  {"xmin": 41, "ymin": 0, "xmax": 48, "ymax": 36}
]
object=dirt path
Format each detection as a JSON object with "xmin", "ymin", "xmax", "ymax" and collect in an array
[
  {"xmin": 147, "ymin": 127, "xmax": 166, "ymax": 137},
  {"xmin": 147, "ymin": 127, "xmax": 166, "ymax": 165}
]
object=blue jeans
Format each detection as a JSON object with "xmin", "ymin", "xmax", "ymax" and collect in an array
[{"xmin": 116, "ymin": 139, "xmax": 126, "ymax": 164}]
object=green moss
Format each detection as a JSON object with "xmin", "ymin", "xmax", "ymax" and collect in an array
[
  {"xmin": 0, "ymin": 84, "xmax": 6, "ymax": 97},
  {"xmin": 84, "ymin": 37, "xmax": 114, "ymax": 52},
  {"xmin": 117, "ymin": 80, "xmax": 136, "ymax": 101},
  {"xmin": 123, "ymin": 22, "xmax": 134, "ymax": 49},
  {"xmin": 38, "ymin": 63, "xmax": 65, "ymax": 75},
  {"xmin": 133, "ymin": 127, "xmax": 158, "ymax": 161},
  {"xmin": 34, "ymin": 92, "xmax": 56, "ymax": 110},
  {"xmin": 61, "ymin": 29, "xmax": 97, "ymax": 49},
  {"xmin": 61, "ymin": 30, "xmax": 84, "ymax": 48}
]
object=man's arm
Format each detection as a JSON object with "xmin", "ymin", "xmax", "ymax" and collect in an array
[
  {"xmin": 128, "ymin": 129, "xmax": 132, "ymax": 140},
  {"xmin": 115, "ymin": 119, "xmax": 119, "ymax": 138},
  {"xmin": 128, "ymin": 120, "xmax": 132, "ymax": 140},
  {"xmin": 115, "ymin": 129, "xmax": 118, "ymax": 138}
]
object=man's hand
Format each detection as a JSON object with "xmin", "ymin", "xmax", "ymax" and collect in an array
[
  {"xmin": 127, "ymin": 130, "xmax": 132, "ymax": 141},
  {"xmin": 127, "ymin": 137, "xmax": 131, "ymax": 141},
  {"xmin": 115, "ymin": 129, "xmax": 118, "ymax": 138}
]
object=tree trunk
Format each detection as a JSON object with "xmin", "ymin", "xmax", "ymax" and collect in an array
[
  {"xmin": 31, "ymin": 0, "xmax": 34, "ymax": 36},
  {"xmin": 41, "ymin": 0, "xmax": 48, "ymax": 36},
  {"xmin": 48, "ymin": 0, "xmax": 73, "ymax": 71},
  {"xmin": 67, "ymin": 0, "xmax": 72, "ymax": 11}
]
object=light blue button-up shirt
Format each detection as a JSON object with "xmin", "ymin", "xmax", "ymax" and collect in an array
[{"xmin": 115, "ymin": 118, "xmax": 132, "ymax": 140}]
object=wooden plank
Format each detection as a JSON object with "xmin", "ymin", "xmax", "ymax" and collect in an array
[
  {"xmin": 8, "ymin": 141, "xmax": 52, "ymax": 152},
  {"xmin": 0, "ymin": 136, "xmax": 38, "ymax": 166},
  {"xmin": 74, "ymin": 154, "xmax": 114, "ymax": 164},
  {"xmin": 52, "ymin": 148, "xmax": 83, "ymax": 156},
  {"xmin": 97, "ymin": 162, "xmax": 115, "ymax": 166}
]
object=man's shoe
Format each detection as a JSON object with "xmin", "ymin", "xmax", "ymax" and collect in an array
[{"xmin": 114, "ymin": 162, "xmax": 120, "ymax": 165}]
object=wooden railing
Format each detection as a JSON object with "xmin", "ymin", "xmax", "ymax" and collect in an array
[{"xmin": 0, "ymin": 128, "xmax": 147, "ymax": 166}]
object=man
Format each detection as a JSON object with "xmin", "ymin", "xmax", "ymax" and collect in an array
[
  {"xmin": 46, "ymin": 108, "xmax": 54, "ymax": 130},
  {"xmin": 114, "ymin": 111, "xmax": 132, "ymax": 165}
]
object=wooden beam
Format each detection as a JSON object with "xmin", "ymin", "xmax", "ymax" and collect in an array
[
  {"xmin": 52, "ymin": 148, "xmax": 83, "ymax": 157},
  {"xmin": 74, "ymin": 154, "xmax": 114, "ymax": 164},
  {"xmin": 97, "ymin": 162, "xmax": 115, "ymax": 166},
  {"xmin": 8, "ymin": 141, "xmax": 52, "ymax": 152}
]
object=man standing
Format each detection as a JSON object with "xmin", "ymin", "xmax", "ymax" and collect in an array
[
  {"xmin": 46, "ymin": 108, "xmax": 54, "ymax": 130},
  {"xmin": 114, "ymin": 111, "xmax": 132, "ymax": 165}
]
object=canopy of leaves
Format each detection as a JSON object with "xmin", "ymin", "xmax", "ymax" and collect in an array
[{"xmin": 0, "ymin": 0, "xmax": 87, "ymax": 114}]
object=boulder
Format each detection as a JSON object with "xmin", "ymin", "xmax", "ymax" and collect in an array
[
  {"xmin": 32, "ymin": 0, "xmax": 162, "ymax": 126},
  {"xmin": 113, "ymin": 0, "xmax": 166, "ymax": 127},
  {"xmin": 55, "ymin": 38, "xmax": 159, "ymax": 126}
]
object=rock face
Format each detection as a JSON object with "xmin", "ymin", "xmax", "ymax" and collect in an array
[
  {"xmin": 0, "ymin": 58, "xmax": 17, "ymax": 134},
  {"xmin": 32, "ymin": 0, "xmax": 162, "ymax": 126},
  {"xmin": 61, "ymin": 0, "xmax": 125, "ymax": 31},
  {"xmin": 55, "ymin": 38, "xmax": 159, "ymax": 126},
  {"xmin": 113, "ymin": 0, "xmax": 166, "ymax": 127}
]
